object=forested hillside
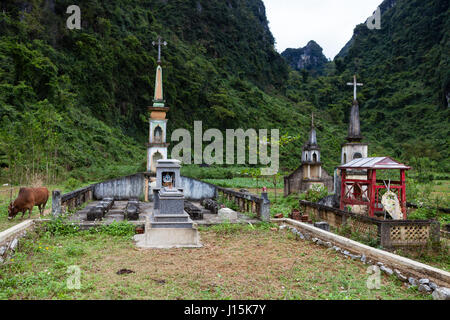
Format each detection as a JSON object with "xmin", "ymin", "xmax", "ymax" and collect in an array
[
  {"xmin": 305, "ymin": 0, "xmax": 449, "ymax": 172},
  {"xmin": 0, "ymin": 0, "xmax": 345, "ymax": 184},
  {"xmin": 0, "ymin": 0, "xmax": 448, "ymax": 185}
]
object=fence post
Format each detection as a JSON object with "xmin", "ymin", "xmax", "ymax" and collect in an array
[
  {"xmin": 430, "ymin": 221, "xmax": 441, "ymax": 247},
  {"xmin": 52, "ymin": 190, "xmax": 61, "ymax": 218},
  {"xmin": 260, "ymin": 192, "xmax": 270, "ymax": 222},
  {"xmin": 379, "ymin": 222, "xmax": 391, "ymax": 248}
]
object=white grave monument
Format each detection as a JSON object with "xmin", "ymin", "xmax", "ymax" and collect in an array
[{"xmin": 134, "ymin": 159, "xmax": 202, "ymax": 248}]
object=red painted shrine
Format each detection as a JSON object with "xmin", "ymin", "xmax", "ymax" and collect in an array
[{"xmin": 338, "ymin": 157, "xmax": 411, "ymax": 219}]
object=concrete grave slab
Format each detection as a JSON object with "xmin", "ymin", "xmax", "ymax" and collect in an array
[{"xmin": 218, "ymin": 208, "xmax": 238, "ymax": 220}]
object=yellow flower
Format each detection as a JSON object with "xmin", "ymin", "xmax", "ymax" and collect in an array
[
  {"xmin": 10, "ymin": 259, "xmax": 14, "ymax": 262},
  {"xmin": 45, "ymin": 247, "xmax": 49, "ymax": 250}
]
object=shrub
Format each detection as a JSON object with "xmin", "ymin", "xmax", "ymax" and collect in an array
[
  {"xmin": 43, "ymin": 217, "xmax": 80, "ymax": 236},
  {"xmin": 96, "ymin": 221, "xmax": 135, "ymax": 237},
  {"xmin": 304, "ymin": 185, "xmax": 328, "ymax": 203}
]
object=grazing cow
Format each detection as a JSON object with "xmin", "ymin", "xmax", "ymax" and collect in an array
[{"xmin": 7, "ymin": 187, "xmax": 49, "ymax": 220}]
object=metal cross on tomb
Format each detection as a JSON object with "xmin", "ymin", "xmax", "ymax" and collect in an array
[
  {"xmin": 347, "ymin": 75, "xmax": 363, "ymax": 101},
  {"xmin": 152, "ymin": 36, "xmax": 167, "ymax": 64}
]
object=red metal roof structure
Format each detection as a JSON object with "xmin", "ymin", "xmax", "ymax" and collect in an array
[
  {"xmin": 339, "ymin": 157, "xmax": 411, "ymax": 219},
  {"xmin": 339, "ymin": 157, "xmax": 411, "ymax": 170}
]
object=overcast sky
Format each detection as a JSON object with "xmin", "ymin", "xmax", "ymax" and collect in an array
[{"xmin": 262, "ymin": 0, "xmax": 382, "ymax": 59}]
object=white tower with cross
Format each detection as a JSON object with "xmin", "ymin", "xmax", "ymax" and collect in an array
[
  {"xmin": 147, "ymin": 36, "xmax": 169, "ymax": 173},
  {"xmin": 341, "ymin": 75, "xmax": 368, "ymax": 165}
]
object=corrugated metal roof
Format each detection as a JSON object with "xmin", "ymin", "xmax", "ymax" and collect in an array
[{"xmin": 339, "ymin": 157, "xmax": 411, "ymax": 170}]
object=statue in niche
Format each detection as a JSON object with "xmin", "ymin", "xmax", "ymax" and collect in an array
[
  {"xmin": 154, "ymin": 126, "xmax": 162, "ymax": 143},
  {"xmin": 162, "ymin": 172, "xmax": 174, "ymax": 189}
]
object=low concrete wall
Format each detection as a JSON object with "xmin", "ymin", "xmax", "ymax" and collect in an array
[
  {"xmin": 273, "ymin": 218, "xmax": 450, "ymax": 287},
  {"xmin": 93, "ymin": 173, "xmax": 145, "ymax": 200},
  {"xmin": 299, "ymin": 200, "xmax": 440, "ymax": 248},
  {"xmin": 52, "ymin": 173, "xmax": 270, "ymax": 221},
  {"xmin": 0, "ymin": 220, "xmax": 35, "ymax": 264},
  {"xmin": 180, "ymin": 176, "xmax": 217, "ymax": 200},
  {"xmin": 217, "ymin": 188, "xmax": 271, "ymax": 222},
  {"xmin": 92, "ymin": 174, "xmax": 217, "ymax": 201},
  {"xmin": 53, "ymin": 173, "xmax": 220, "ymax": 215}
]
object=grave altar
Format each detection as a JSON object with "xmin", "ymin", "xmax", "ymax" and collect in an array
[{"xmin": 134, "ymin": 159, "xmax": 201, "ymax": 248}]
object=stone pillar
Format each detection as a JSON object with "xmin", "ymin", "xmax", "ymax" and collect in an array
[
  {"xmin": 430, "ymin": 221, "xmax": 441, "ymax": 247},
  {"xmin": 144, "ymin": 178, "xmax": 149, "ymax": 202},
  {"xmin": 260, "ymin": 192, "xmax": 270, "ymax": 222},
  {"xmin": 52, "ymin": 190, "xmax": 61, "ymax": 217},
  {"xmin": 153, "ymin": 189, "xmax": 160, "ymax": 209},
  {"xmin": 379, "ymin": 222, "xmax": 391, "ymax": 248},
  {"xmin": 333, "ymin": 169, "xmax": 341, "ymax": 205}
]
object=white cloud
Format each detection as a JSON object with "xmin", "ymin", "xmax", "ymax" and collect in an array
[{"xmin": 262, "ymin": 0, "xmax": 382, "ymax": 59}]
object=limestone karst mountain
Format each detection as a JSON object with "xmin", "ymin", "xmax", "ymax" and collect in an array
[{"xmin": 281, "ymin": 41, "xmax": 329, "ymax": 77}]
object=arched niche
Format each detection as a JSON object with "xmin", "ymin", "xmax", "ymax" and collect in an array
[
  {"xmin": 353, "ymin": 152, "xmax": 362, "ymax": 160},
  {"xmin": 154, "ymin": 126, "xmax": 163, "ymax": 143},
  {"xmin": 151, "ymin": 151, "xmax": 163, "ymax": 172}
]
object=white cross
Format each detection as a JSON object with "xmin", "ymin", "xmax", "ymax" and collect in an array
[
  {"xmin": 152, "ymin": 36, "xmax": 167, "ymax": 64},
  {"xmin": 347, "ymin": 75, "xmax": 363, "ymax": 101}
]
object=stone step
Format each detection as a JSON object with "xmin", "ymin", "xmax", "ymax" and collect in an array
[
  {"xmin": 153, "ymin": 214, "xmax": 191, "ymax": 223},
  {"xmin": 149, "ymin": 221, "xmax": 193, "ymax": 229},
  {"xmin": 105, "ymin": 214, "xmax": 125, "ymax": 222},
  {"xmin": 109, "ymin": 209, "xmax": 125, "ymax": 215}
]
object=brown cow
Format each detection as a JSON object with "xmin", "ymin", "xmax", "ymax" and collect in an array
[{"xmin": 7, "ymin": 187, "xmax": 49, "ymax": 220}]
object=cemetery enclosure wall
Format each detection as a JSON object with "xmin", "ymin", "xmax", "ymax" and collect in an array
[
  {"xmin": 180, "ymin": 176, "xmax": 217, "ymax": 200},
  {"xmin": 52, "ymin": 173, "xmax": 229, "ymax": 215},
  {"xmin": 299, "ymin": 200, "xmax": 440, "ymax": 248},
  {"xmin": 52, "ymin": 173, "xmax": 271, "ymax": 221},
  {"xmin": 93, "ymin": 173, "xmax": 145, "ymax": 200},
  {"xmin": 217, "ymin": 188, "xmax": 270, "ymax": 222}
]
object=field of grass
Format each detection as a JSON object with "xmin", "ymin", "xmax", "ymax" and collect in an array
[
  {"xmin": 266, "ymin": 191, "xmax": 450, "ymax": 271},
  {"xmin": 0, "ymin": 223, "xmax": 429, "ymax": 300},
  {"xmin": 429, "ymin": 180, "xmax": 450, "ymax": 204},
  {"xmin": 203, "ymin": 177, "xmax": 284, "ymax": 189}
]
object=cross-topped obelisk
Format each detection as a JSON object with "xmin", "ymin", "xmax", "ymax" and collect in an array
[
  {"xmin": 152, "ymin": 36, "xmax": 167, "ymax": 64},
  {"xmin": 347, "ymin": 75, "xmax": 363, "ymax": 101},
  {"xmin": 341, "ymin": 74, "xmax": 368, "ymax": 164},
  {"xmin": 147, "ymin": 36, "xmax": 170, "ymax": 173}
]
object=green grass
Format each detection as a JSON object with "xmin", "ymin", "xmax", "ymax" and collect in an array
[
  {"xmin": 0, "ymin": 223, "xmax": 430, "ymax": 300},
  {"xmin": 390, "ymin": 242, "xmax": 450, "ymax": 272},
  {"xmin": 203, "ymin": 177, "xmax": 283, "ymax": 189},
  {"xmin": 269, "ymin": 193, "xmax": 301, "ymax": 218},
  {"xmin": 429, "ymin": 180, "xmax": 450, "ymax": 205}
]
